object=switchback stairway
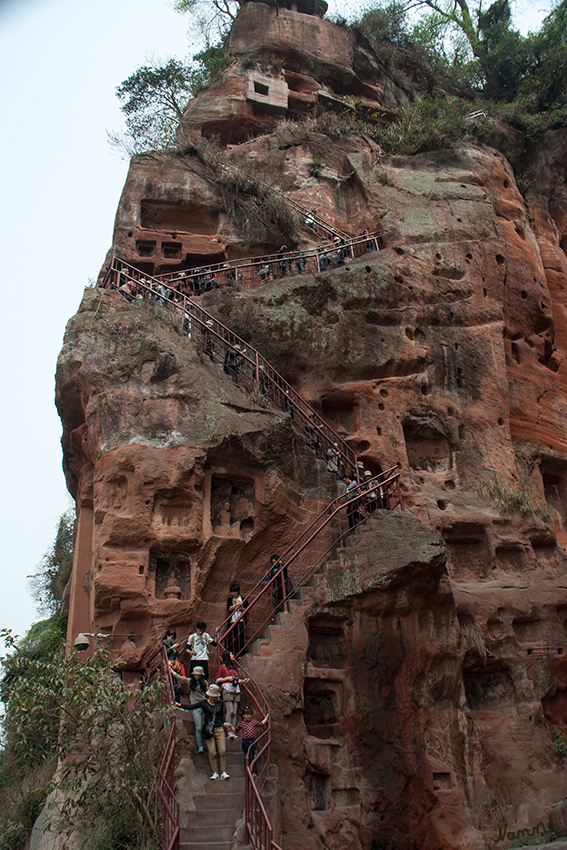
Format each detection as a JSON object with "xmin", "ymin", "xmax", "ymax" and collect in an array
[
  {"xmin": 158, "ymin": 473, "xmax": 403, "ymax": 850},
  {"xmin": 102, "ymin": 257, "xmax": 364, "ymax": 484},
  {"xmin": 127, "ymin": 251, "xmax": 403, "ymax": 848}
]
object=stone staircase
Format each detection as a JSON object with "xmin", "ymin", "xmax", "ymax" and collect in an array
[
  {"xmin": 245, "ymin": 543, "xmax": 352, "ymax": 658},
  {"xmin": 175, "ymin": 710, "xmax": 247, "ymax": 850}
]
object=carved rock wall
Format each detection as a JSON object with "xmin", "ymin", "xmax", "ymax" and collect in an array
[
  {"xmin": 56, "ymin": 288, "xmax": 337, "ymax": 664},
  {"xmin": 57, "ymin": 5, "xmax": 567, "ymax": 849}
]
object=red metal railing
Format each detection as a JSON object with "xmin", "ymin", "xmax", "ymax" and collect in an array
[
  {"xmin": 157, "ymin": 647, "xmax": 180, "ymax": 850},
  {"xmin": 231, "ymin": 657, "xmax": 282, "ymax": 850},
  {"xmin": 215, "ymin": 469, "xmax": 402, "ymax": 849},
  {"xmin": 102, "ymin": 259, "xmax": 361, "ymax": 483},
  {"xmin": 217, "ymin": 468, "xmax": 402, "ymax": 660},
  {"xmin": 150, "ymin": 230, "xmax": 381, "ymax": 293}
]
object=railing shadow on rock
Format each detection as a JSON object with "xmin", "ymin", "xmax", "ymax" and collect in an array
[
  {"xmin": 102, "ymin": 259, "xmax": 361, "ymax": 483},
  {"xmin": 156, "ymin": 646, "xmax": 180, "ymax": 850}
]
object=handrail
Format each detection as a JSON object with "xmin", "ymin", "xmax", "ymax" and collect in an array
[
  {"xmin": 229, "ymin": 656, "xmax": 281, "ymax": 849},
  {"xmin": 217, "ymin": 467, "xmax": 403, "ymax": 658},
  {"xmin": 101, "ymin": 259, "xmax": 361, "ymax": 483},
  {"xmin": 157, "ymin": 646, "xmax": 180, "ymax": 850},
  {"xmin": 150, "ymin": 230, "xmax": 380, "ymax": 292}
]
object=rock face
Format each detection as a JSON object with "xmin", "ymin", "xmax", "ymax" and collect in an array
[
  {"xmin": 57, "ymin": 3, "xmax": 567, "ymax": 849},
  {"xmin": 57, "ymin": 288, "xmax": 338, "ymax": 664}
]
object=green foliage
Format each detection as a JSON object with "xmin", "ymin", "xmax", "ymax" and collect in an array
[
  {"xmin": 354, "ymin": 2, "xmax": 412, "ymax": 48},
  {"xmin": 111, "ymin": 45, "xmax": 231, "ymax": 156},
  {"xmin": 477, "ymin": 474, "xmax": 553, "ymax": 522},
  {"xmin": 308, "ymin": 159, "xmax": 325, "ymax": 177},
  {"xmin": 365, "ymin": 96, "xmax": 479, "ymax": 155},
  {"xmin": 553, "ymin": 725, "xmax": 567, "ymax": 758},
  {"xmin": 477, "ymin": 0, "xmax": 529, "ymax": 100},
  {"xmin": 29, "ymin": 508, "xmax": 74, "ymax": 616},
  {"xmin": 111, "ymin": 58, "xmax": 194, "ymax": 155},
  {"xmin": 493, "ymin": 97, "xmax": 567, "ymax": 142},
  {"xmin": 1, "ymin": 635, "xmax": 170, "ymax": 850},
  {"xmin": 0, "ymin": 821, "xmax": 27, "ymax": 850},
  {"xmin": 507, "ymin": 825, "xmax": 558, "ymax": 847},
  {"xmin": 189, "ymin": 44, "xmax": 232, "ymax": 95},
  {"xmin": 1, "ymin": 624, "xmax": 67, "ymax": 778},
  {"xmin": 350, "ymin": 0, "xmax": 566, "ymax": 111},
  {"xmin": 519, "ymin": 0, "xmax": 567, "ymax": 111}
]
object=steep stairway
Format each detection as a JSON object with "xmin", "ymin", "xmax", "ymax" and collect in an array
[
  {"xmin": 102, "ymin": 258, "xmax": 363, "ymax": 484},
  {"xmin": 245, "ymin": 535, "xmax": 355, "ymax": 660},
  {"xmin": 175, "ymin": 709, "xmax": 246, "ymax": 850}
]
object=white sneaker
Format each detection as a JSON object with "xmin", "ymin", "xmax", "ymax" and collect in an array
[
  {"xmin": 210, "ymin": 771, "xmax": 220, "ymax": 780},
  {"xmin": 220, "ymin": 771, "xmax": 230, "ymax": 780}
]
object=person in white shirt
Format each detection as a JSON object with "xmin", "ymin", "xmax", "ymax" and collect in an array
[{"xmin": 186, "ymin": 621, "xmax": 218, "ymax": 679}]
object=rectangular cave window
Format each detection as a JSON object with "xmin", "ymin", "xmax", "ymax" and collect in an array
[
  {"xmin": 333, "ymin": 788, "xmax": 359, "ymax": 807},
  {"xmin": 310, "ymin": 773, "xmax": 329, "ymax": 811},
  {"xmin": 304, "ymin": 678, "xmax": 342, "ymax": 739},
  {"xmin": 136, "ymin": 241, "xmax": 156, "ymax": 257},
  {"xmin": 307, "ymin": 626, "xmax": 347, "ymax": 667},
  {"xmin": 162, "ymin": 242, "xmax": 181, "ymax": 259},
  {"xmin": 432, "ymin": 773, "xmax": 453, "ymax": 790},
  {"xmin": 254, "ymin": 81, "xmax": 269, "ymax": 96}
]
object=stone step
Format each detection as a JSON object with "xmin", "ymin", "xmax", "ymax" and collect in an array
[
  {"xmin": 195, "ymin": 771, "xmax": 245, "ymax": 786},
  {"xmin": 180, "ymin": 823, "xmax": 235, "ymax": 843},
  {"xmin": 183, "ymin": 807, "xmax": 243, "ymax": 826},
  {"xmin": 180, "ymin": 841, "xmax": 232, "ymax": 850},
  {"xmin": 195, "ymin": 761, "xmax": 246, "ymax": 777},
  {"xmin": 193, "ymin": 790, "xmax": 245, "ymax": 809}
]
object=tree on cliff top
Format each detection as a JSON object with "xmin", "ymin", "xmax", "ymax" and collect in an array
[
  {"xmin": 110, "ymin": 46, "xmax": 230, "ymax": 156},
  {"xmin": 109, "ymin": 58, "xmax": 194, "ymax": 156},
  {"xmin": 175, "ymin": 0, "xmax": 241, "ymax": 42},
  {"xmin": 356, "ymin": 0, "xmax": 530, "ymax": 99}
]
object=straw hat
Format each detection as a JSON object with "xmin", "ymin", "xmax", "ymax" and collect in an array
[
  {"xmin": 192, "ymin": 666, "xmax": 205, "ymax": 675},
  {"xmin": 206, "ymin": 684, "xmax": 221, "ymax": 698}
]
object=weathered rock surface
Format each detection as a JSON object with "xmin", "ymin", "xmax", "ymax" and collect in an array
[
  {"xmin": 56, "ymin": 288, "xmax": 338, "ymax": 662},
  {"xmin": 57, "ymin": 3, "xmax": 567, "ymax": 849}
]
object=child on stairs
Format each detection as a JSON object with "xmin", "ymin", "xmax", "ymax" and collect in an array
[{"xmin": 235, "ymin": 706, "xmax": 268, "ymax": 778}]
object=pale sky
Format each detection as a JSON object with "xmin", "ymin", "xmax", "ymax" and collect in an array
[{"xmin": 0, "ymin": 0, "xmax": 553, "ymax": 654}]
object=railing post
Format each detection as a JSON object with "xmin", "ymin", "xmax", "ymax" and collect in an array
[{"xmin": 255, "ymin": 350, "xmax": 260, "ymax": 384}]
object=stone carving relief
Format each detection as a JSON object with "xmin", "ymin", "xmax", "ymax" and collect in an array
[
  {"xmin": 307, "ymin": 627, "xmax": 347, "ymax": 667},
  {"xmin": 211, "ymin": 476, "xmax": 255, "ymax": 540},
  {"xmin": 304, "ymin": 678, "xmax": 342, "ymax": 737},
  {"xmin": 403, "ymin": 419, "xmax": 452, "ymax": 472},
  {"xmin": 96, "ymin": 474, "xmax": 129, "ymax": 519},
  {"xmin": 151, "ymin": 552, "xmax": 191, "ymax": 600}
]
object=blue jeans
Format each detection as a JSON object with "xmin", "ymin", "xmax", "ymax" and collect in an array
[
  {"xmin": 242, "ymin": 738, "xmax": 257, "ymax": 768},
  {"xmin": 193, "ymin": 708, "xmax": 204, "ymax": 748}
]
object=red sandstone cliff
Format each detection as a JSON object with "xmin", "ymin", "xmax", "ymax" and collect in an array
[{"xmin": 56, "ymin": 4, "xmax": 567, "ymax": 848}]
